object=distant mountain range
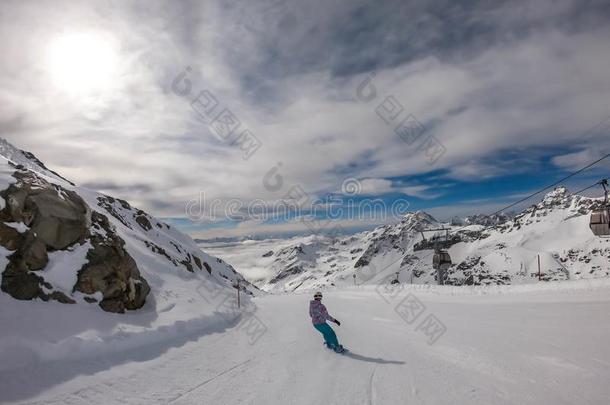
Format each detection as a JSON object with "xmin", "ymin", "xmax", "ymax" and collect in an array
[
  {"xmin": 451, "ymin": 212, "xmax": 516, "ymax": 226},
  {"xmin": 5, "ymin": 135, "xmax": 607, "ymax": 303},
  {"xmin": 214, "ymin": 187, "xmax": 609, "ymax": 292}
]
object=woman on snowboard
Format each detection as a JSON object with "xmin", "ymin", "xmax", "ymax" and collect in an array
[{"xmin": 309, "ymin": 291, "xmax": 344, "ymax": 353}]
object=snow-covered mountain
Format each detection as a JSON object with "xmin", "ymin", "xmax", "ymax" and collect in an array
[
  {"xmin": 0, "ymin": 137, "xmax": 265, "ymax": 372},
  {"xmin": 448, "ymin": 186, "xmax": 609, "ymax": 284},
  {"xmin": 0, "ymin": 137, "xmax": 258, "ymax": 313},
  {"xmin": 202, "ymin": 211, "xmax": 444, "ymax": 292},
  {"xmin": 206, "ymin": 187, "xmax": 610, "ymax": 292},
  {"xmin": 451, "ymin": 212, "xmax": 515, "ymax": 226}
]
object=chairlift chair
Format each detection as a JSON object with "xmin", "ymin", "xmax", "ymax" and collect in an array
[{"xmin": 590, "ymin": 179, "xmax": 610, "ymax": 237}]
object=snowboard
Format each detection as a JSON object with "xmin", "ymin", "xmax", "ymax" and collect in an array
[{"xmin": 324, "ymin": 343, "xmax": 348, "ymax": 354}]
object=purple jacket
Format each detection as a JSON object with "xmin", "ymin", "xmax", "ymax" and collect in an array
[{"xmin": 309, "ymin": 300, "xmax": 334, "ymax": 324}]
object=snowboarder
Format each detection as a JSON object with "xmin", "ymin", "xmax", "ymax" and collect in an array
[{"xmin": 309, "ymin": 291, "xmax": 345, "ymax": 353}]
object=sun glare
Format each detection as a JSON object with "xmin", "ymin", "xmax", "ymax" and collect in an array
[{"xmin": 46, "ymin": 32, "xmax": 118, "ymax": 95}]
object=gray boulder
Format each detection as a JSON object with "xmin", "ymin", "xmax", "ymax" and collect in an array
[
  {"xmin": 3, "ymin": 171, "xmax": 89, "ymax": 250},
  {"xmin": 74, "ymin": 212, "xmax": 150, "ymax": 313},
  {"xmin": 0, "ymin": 222, "xmax": 24, "ymax": 251},
  {"xmin": 21, "ymin": 233, "xmax": 48, "ymax": 270}
]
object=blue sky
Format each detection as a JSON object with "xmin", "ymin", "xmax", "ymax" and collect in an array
[
  {"xmin": 168, "ymin": 146, "xmax": 610, "ymax": 239},
  {"xmin": 1, "ymin": 0, "xmax": 610, "ymax": 239}
]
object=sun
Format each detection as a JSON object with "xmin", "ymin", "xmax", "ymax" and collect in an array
[{"xmin": 46, "ymin": 32, "xmax": 119, "ymax": 95}]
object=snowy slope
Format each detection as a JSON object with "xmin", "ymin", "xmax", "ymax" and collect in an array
[
  {"xmin": 201, "ymin": 211, "xmax": 446, "ymax": 292},
  {"xmin": 0, "ymin": 138, "xmax": 75, "ymax": 186},
  {"xmin": 2, "ymin": 280, "xmax": 610, "ymax": 404},
  {"xmin": 206, "ymin": 189, "xmax": 610, "ymax": 292},
  {"xmin": 0, "ymin": 138, "xmax": 259, "ymax": 371},
  {"xmin": 445, "ymin": 187, "xmax": 609, "ymax": 285}
]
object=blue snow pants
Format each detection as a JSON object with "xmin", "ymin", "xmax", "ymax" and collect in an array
[{"xmin": 313, "ymin": 322, "xmax": 339, "ymax": 347}]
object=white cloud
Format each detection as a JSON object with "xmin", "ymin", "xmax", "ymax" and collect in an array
[
  {"xmin": 357, "ymin": 178, "xmax": 394, "ymax": 195},
  {"xmin": 1, "ymin": 0, "xmax": 610, "ymax": 238},
  {"xmin": 552, "ymin": 147, "xmax": 610, "ymax": 172},
  {"xmin": 189, "ymin": 216, "xmax": 392, "ymax": 240}
]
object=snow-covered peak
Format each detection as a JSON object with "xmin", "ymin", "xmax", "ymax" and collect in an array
[
  {"xmin": 400, "ymin": 211, "xmax": 439, "ymax": 230},
  {"xmin": 0, "ymin": 138, "xmax": 73, "ymax": 185},
  {"xmin": 546, "ymin": 185, "xmax": 569, "ymax": 197},
  {"xmin": 502, "ymin": 186, "xmax": 603, "ymax": 231},
  {"xmin": 540, "ymin": 186, "xmax": 571, "ymax": 206},
  {"xmin": 215, "ymin": 184, "xmax": 610, "ymax": 292},
  {"xmin": 462, "ymin": 212, "xmax": 513, "ymax": 227}
]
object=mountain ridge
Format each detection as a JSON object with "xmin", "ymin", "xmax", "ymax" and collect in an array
[
  {"xmin": 0, "ymin": 137, "xmax": 258, "ymax": 313},
  {"xmin": 207, "ymin": 187, "xmax": 610, "ymax": 292}
]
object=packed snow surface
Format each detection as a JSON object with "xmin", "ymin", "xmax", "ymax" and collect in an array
[{"xmin": 2, "ymin": 279, "xmax": 609, "ymax": 404}]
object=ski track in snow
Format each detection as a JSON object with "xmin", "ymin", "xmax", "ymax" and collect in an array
[
  {"xmin": 166, "ymin": 359, "xmax": 253, "ymax": 404},
  {"xmin": 367, "ymin": 365, "xmax": 378, "ymax": 405}
]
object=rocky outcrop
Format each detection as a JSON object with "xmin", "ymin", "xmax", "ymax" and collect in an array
[
  {"xmin": 269, "ymin": 264, "xmax": 304, "ymax": 284},
  {"xmin": 2, "ymin": 171, "xmax": 90, "ymax": 249},
  {"xmin": 0, "ymin": 222, "xmax": 24, "ymax": 251},
  {"xmin": 0, "ymin": 169, "xmax": 150, "ymax": 313},
  {"xmin": 442, "ymin": 256, "xmax": 512, "ymax": 286},
  {"xmin": 135, "ymin": 212, "xmax": 152, "ymax": 231},
  {"xmin": 0, "ymin": 137, "xmax": 259, "ymax": 311},
  {"xmin": 450, "ymin": 213, "xmax": 514, "ymax": 227},
  {"xmin": 0, "ymin": 171, "xmax": 89, "ymax": 303},
  {"xmin": 98, "ymin": 194, "xmax": 206, "ymax": 275},
  {"xmin": 74, "ymin": 212, "xmax": 150, "ymax": 313},
  {"xmin": 21, "ymin": 233, "xmax": 48, "ymax": 270},
  {"xmin": 355, "ymin": 211, "xmax": 439, "ymax": 269}
]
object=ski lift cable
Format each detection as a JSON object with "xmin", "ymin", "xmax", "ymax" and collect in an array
[
  {"xmin": 443, "ymin": 153, "xmax": 610, "ymax": 238},
  {"xmin": 371, "ymin": 153, "xmax": 610, "ymax": 278},
  {"xmin": 573, "ymin": 179, "xmax": 609, "ymax": 196},
  {"xmin": 481, "ymin": 153, "xmax": 610, "ymax": 220}
]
